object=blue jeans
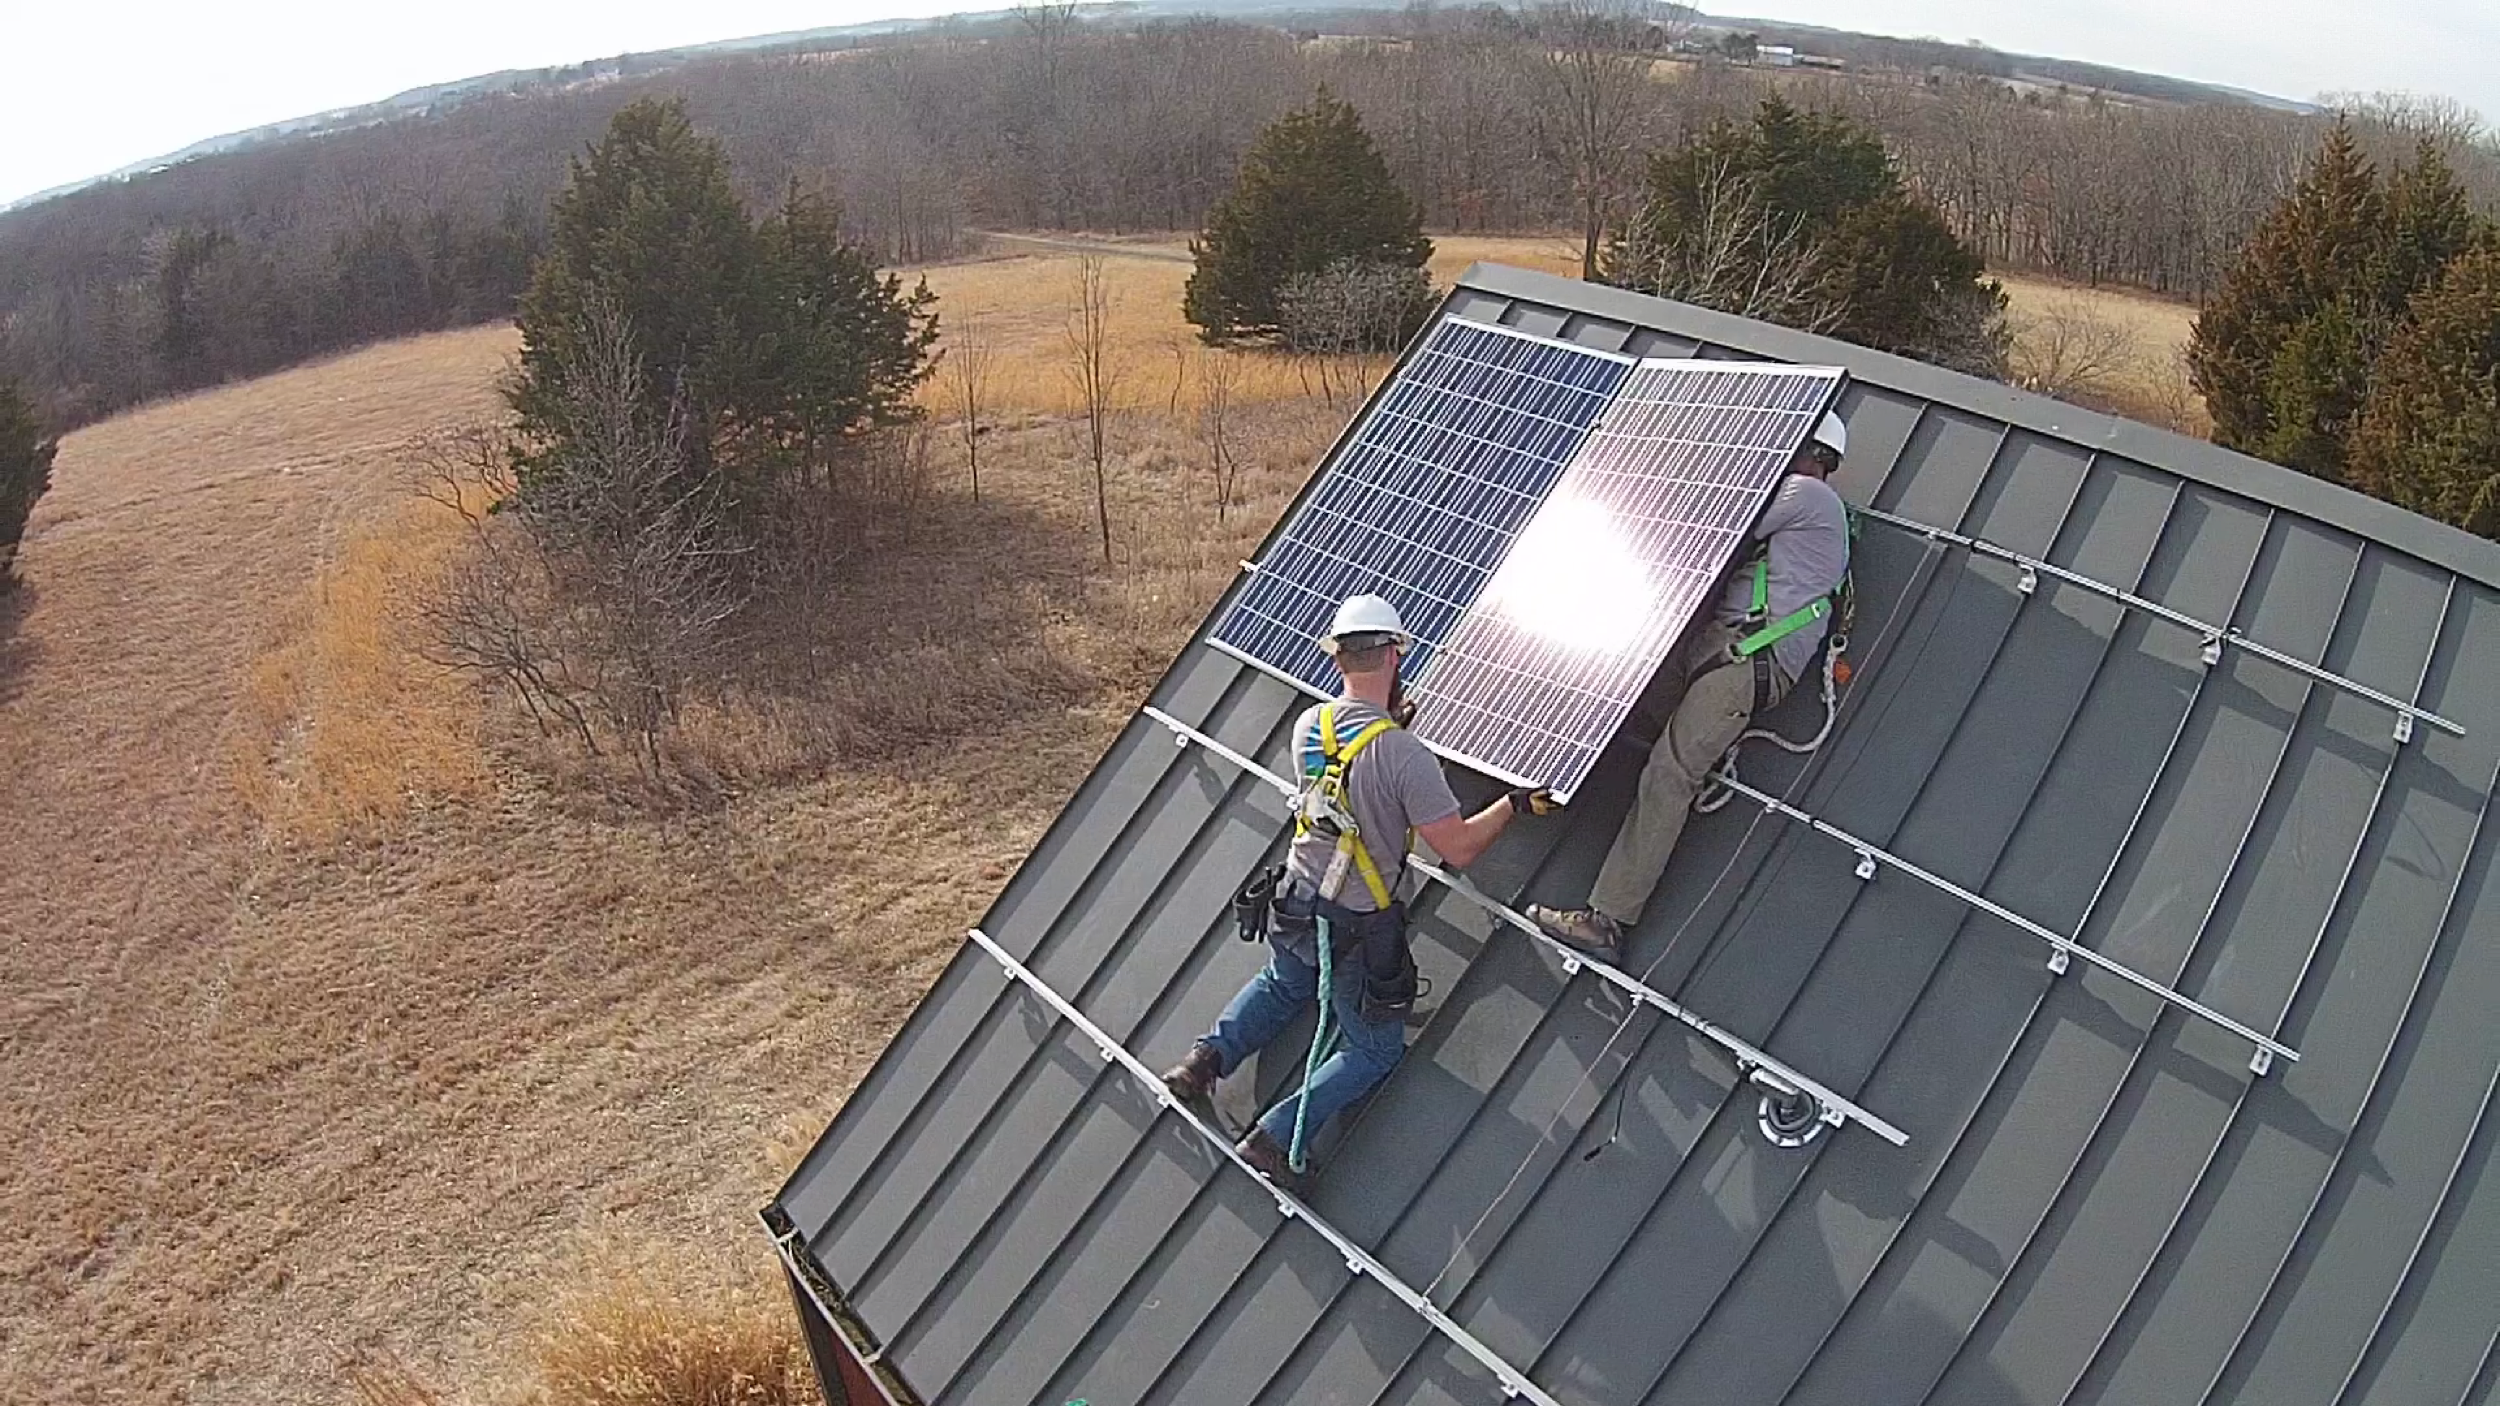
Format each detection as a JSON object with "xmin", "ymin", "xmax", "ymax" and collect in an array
[{"xmin": 1201, "ymin": 939, "xmax": 1406, "ymax": 1149}]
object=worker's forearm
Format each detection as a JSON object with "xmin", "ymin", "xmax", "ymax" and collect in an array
[{"xmin": 1438, "ymin": 797, "xmax": 1517, "ymax": 869}]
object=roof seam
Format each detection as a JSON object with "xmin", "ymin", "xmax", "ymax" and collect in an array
[{"xmin": 1912, "ymin": 503, "xmax": 2282, "ymax": 1405}]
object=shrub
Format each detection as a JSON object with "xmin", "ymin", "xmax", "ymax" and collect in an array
[
  {"xmin": 1276, "ymin": 258, "xmax": 1437, "ymax": 355},
  {"xmin": 510, "ymin": 99, "xmax": 938, "ymax": 496},
  {"xmin": 2189, "ymin": 124, "xmax": 2484, "ymax": 483},
  {"xmin": 1606, "ymin": 99, "xmax": 2006, "ymax": 376}
]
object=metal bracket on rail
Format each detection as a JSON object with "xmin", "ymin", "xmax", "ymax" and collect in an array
[
  {"xmin": 1140, "ymin": 704, "xmax": 1911, "ymax": 1149},
  {"xmin": 1856, "ymin": 504, "xmax": 2461, "ymax": 746},
  {"xmin": 1716, "ymin": 772, "xmax": 2299, "ymax": 1079}
]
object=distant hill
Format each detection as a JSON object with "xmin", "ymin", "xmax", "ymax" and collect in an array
[{"xmin": 5, "ymin": 1, "xmax": 2312, "ymax": 214}]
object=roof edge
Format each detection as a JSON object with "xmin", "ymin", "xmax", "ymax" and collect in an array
[{"xmin": 1454, "ymin": 262, "xmax": 2500, "ymax": 592}]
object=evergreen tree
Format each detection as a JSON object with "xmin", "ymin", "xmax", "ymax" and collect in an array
[
  {"xmin": 0, "ymin": 379, "xmax": 58, "ymax": 584},
  {"xmin": 1605, "ymin": 99, "xmax": 2005, "ymax": 375},
  {"xmin": 508, "ymin": 102, "xmax": 939, "ymax": 492},
  {"xmin": 511, "ymin": 99, "xmax": 759, "ymax": 483},
  {"xmin": 1185, "ymin": 91, "xmax": 1433, "ymax": 341},
  {"xmin": 2347, "ymin": 242, "xmax": 2500, "ymax": 536},
  {"xmin": 2189, "ymin": 125, "xmax": 2482, "ymax": 483},
  {"xmin": 748, "ymin": 187, "xmax": 940, "ymax": 473}
]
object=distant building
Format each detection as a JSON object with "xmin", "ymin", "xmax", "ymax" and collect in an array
[{"xmin": 1758, "ymin": 43, "xmax": 1798, "ymax": 66}]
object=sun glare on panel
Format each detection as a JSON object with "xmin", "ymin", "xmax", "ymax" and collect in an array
[{"xmin": 1480, "ymin": 494, "xmax": 1651, "ymax": 654}]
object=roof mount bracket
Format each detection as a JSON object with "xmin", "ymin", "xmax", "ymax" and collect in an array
[
  {"xmin": 1753, "ymin": 1068, "xmax": 1831, "ymax": 1149},
  {"xmin": 1854, "ymin": 505, "xmax": 2462, "ymax": 741},
  {"xmin": 2017, "ymin": 563, "xmax": 2039, "ymax": 596},
  {"xmin": 1855, "ymin": 848, "xmax": 1879, "ymax": 881},
  {"xmin": 1709, "ymin": 771, "xmax": 2301, "ymax": 1075},
  {"xmin": 2249, "ymin": 1045, "xmax": 2276, "ymax": 1078},
  {"xmin": 1144, "ymin": 704, "xmax": 1911, "ymax": 1149}
]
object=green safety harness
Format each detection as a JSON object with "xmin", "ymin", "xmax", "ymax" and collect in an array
[
  {"xmin": 1733, "ymin": 554, "xmax": 1838, "ymax": 661},
  {"xmin": 1700, "ymin": 504, "xmax": 1861, "ymax": 813}
]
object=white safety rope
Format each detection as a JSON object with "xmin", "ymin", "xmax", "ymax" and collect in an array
[{"xmin": 1696, "ymin": 631, "xmax": 1848, "ymax": 814}]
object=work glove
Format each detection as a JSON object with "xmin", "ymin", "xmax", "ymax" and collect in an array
[{"xmin": 1506, "ymin": 787, "xmax": 1559, "ymax": 817}]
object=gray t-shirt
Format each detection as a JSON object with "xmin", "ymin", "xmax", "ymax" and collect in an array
[
  {"xmin": 1286, "ymin": 698, "xmax": 1462, "ymax": 912},
  {"xmin": 1713, "ymin": 472, "xmax": 1850, "ymax": 683}
]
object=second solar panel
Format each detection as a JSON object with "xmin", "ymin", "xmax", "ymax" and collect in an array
[{"xmin": 1413, "ymin": 360, "xmax": 1845, "ymax": 796}]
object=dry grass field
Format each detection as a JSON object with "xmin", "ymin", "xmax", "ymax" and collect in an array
[{"xmin": 0, "ymin": 235, "xmax": 2195, "ymax": 1406}]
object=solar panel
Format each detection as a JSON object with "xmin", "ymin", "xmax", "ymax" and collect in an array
[
  {"xmin": 1412, "ymin": 360, "xmax": 1844, "ymax": 796},
  {"xmin": 1207, "ymin": 318, "xmax": 1632, "ymax": 695}
]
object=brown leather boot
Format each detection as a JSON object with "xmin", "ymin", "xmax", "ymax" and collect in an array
[
  {"xmin": 1237, "ymin": 1126, "xmax": 1300, "ymax": 1188},
  {"xmin": 1528, "ymin": 904, "xmax": 1624, "ymax": 961},
  {"xmin": 1160, "ymin": 1042, "xmax": 1223, "ymax": 1103}
]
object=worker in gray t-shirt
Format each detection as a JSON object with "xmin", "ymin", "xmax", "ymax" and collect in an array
[
  {"xmin": 1531, "ymin": 411, "xmax": 1853, "ymax": 960},
  {"xmin": 1161, "ymin": 594, "xmax": 1551, "ymax": 1185}
]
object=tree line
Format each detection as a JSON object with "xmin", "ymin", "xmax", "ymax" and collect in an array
[{"xmin": 5, "ymin": 4, "xmax": 2494, "ymax": 431}]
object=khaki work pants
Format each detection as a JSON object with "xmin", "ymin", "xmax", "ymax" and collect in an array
[{"xmin": 1590, "ymin": 620, "xmax": 1789, "ymax": 925}]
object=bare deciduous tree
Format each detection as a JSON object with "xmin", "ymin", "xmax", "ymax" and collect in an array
[
  {"xmin": 946, "ymin": 316, "xmax": 994, "ymax": 503},
  {"xmin": 411, "ymin": 425, "xmax": 598, "ymax": 754},
  {"xmin": 417, "ymin": 297, "xmax": 747, "ymax": 771},
  {"xmin": 1607, "ymin": 154, "xmax": 1842, "ymax": 332},
  {"xmin": 1195, "ymin": 346, "xmax": 1243, "ymax": 523},
  {"xmin": 1518, "ymin": 0, "xmax": 1683, "ymax": 278},
  {"xmin": 2008, "ymin": 294, "xmax": 2142, "ymax": 406},
  {"xmin": 1066, "ymin": 255, "xmax": 1124, "ymax": 564}
]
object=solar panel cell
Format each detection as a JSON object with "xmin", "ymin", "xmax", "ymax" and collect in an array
[{"xmin": 1209, "ymin": 319, "xmax": 1631, "ymax": 695}]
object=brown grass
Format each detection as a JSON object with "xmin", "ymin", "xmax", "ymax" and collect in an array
[
  {"xmin": 0, "ymin": 257, "xmax": 1333, "ymax": 1406},
  {"xmin": 235, "ymin": 495, "xmax": 494, "ymax": 842},
  {"xmin": 0, "ymin": 235, "xmax": 2200, "ymax": 1406},
  {"xmin": 1998, "ymin": 271, "xmax": 2206, "ymax": 432}
]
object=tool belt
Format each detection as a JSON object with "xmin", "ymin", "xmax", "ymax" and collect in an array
[{"xmin": 1232, "ymin": 866, "xmax": 1422, "ymax": 1022}]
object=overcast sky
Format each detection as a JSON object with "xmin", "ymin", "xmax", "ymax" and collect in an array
[{"xmin": 6, "ymin": 0, "xmax": 2494, "ymax": 210}]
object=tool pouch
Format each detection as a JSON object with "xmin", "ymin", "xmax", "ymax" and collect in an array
[
  {"xmin": 1329, "ymin": 899, "xmax": 1420, "ymax": 1022},
  {"xmin": 1232, "ymin": 863, "xmax": 1283, "ymax": 944},
  {"xmin": 1358, "ymin": 943, "xmax": 1425, "ymax": 1024}
]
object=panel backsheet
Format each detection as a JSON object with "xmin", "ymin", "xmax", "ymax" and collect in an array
[
  {"xmin": 1412, "ymin": 361, "xmax": 1844, "ymax": 795},
  {"xmin": 1208, "ymin": 319, "xmax": 1630, "ymax": 695}
]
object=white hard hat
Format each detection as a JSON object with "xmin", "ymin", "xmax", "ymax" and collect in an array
[
  {"xmin": 1318, "ymin": 593, "xmax": 1412, "ymax": 655},
  {"xmin": 1810, "ymin": 411, "xmax": 1847, "ymax": 458}
]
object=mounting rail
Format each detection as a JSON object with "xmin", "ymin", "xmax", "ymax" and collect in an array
[
  {"xmin": 1855, "ymin": 503, "xmax": 2461, "ymax": 744},
  {"xmin": 1140, "ymin": 705, "xmax": 1910, "ymax": 1148},
  {"xmin": 1709, "ymin": 773, "xmax": 2301, "ymax": 1076},
  {"xmin": 963, "ymin": 927, "xmax": 1564, "ymax": 1406}
]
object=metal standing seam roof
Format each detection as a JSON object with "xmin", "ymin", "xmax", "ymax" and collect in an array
[{"xmin": 769, "ymin": 262, "xmax": 2500, "ymax": 1406}]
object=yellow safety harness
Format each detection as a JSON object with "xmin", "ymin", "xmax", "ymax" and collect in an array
[{"xmin": 1294, "ymin": 703, "xmax": 1407, "ymax": 910}]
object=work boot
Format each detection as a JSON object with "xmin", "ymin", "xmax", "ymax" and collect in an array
[
  {"xmin": 1237, "ymin": 1127, "xmax": 1300, "ymax": 1189},
  {"xmin": 1160, "ymin": 1042, "xmax": 1223, "ymax": 1103},
  {"xmin": 1528, "ymin": 904, "xmax": 1624, "ymax": 960}
]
